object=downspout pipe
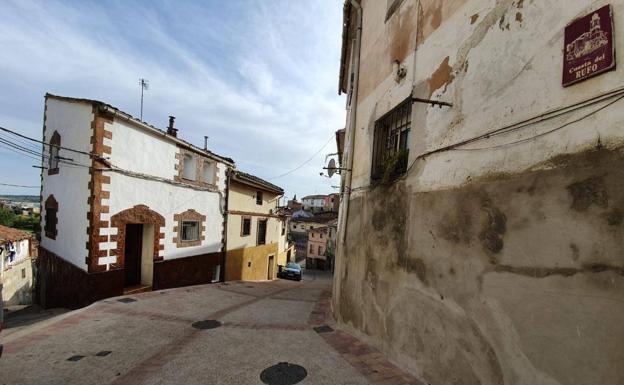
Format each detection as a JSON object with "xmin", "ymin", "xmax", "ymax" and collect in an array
[{"xmin": 337, "ymin": 0, "xmax": 362, "ymax": 260}]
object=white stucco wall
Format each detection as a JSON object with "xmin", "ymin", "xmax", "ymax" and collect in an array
[
  {"xmin": 40, "ymin": 98, "xmax": 93, "ymax": 271},
  {"xmin": 100, "ymin": 117, "xmax": 228, "ymax": 265}
]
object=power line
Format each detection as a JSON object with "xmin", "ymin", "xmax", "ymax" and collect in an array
[
  {"xmin": 0, "ymin": 125, "xmax": 104, "ymax": 159},
  {"xmin": 0, "ymin": 182, "xmax": 40, "ymax": 188},
  {"xmin": 268, "ymin": 134, "xmax": 334, "ymax": 180}
]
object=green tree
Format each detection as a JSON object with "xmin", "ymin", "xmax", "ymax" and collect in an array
[{"xmin": 0, "ymin": 206, "xmax": 16, "ymax": 227}]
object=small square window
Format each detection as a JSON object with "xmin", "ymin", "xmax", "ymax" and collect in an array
[
  {"xmin": 256, "ymin": 191, "xmax": 263, "ymax": 205},
  {"xmin": 181, "ymin": 221, "xmax": 199, "ymax": 241}
]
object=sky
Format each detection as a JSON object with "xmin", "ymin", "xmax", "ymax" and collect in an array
[{"xmin": 0, "ymin": 0, "xmax": 345, "ymax": 202}]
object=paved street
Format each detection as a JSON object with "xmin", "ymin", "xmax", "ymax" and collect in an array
[{"xmin": 0, "ymin": 271, "xmax": 422, "ymax": 385}]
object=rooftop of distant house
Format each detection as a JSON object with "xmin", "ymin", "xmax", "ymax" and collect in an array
[
  {"xmin": 293, "ymin": 211, "xmax": 338, "ymax": 224},
  {"xmin": 231, "ymin": 170, "xmax": 284, "ymax": 195},
  {"xmin": 302, "ymin": 194, "xmax": 328, "ymax": 200},
  {"xmin": 0, "ymin": 225, "xmax": 32, "ymax": 243},
  {"xmin": 45, "ymin": 93, "xmax": 234, "ymax": 165}
]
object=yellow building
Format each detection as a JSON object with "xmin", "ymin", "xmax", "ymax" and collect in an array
[{"xmin": 225, "ymin": 171, "xmax": 292, "ymax": 281}]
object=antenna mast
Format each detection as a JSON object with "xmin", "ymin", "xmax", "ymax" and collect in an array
[{"xmin": 139, "ymin": 78, "xmax": 149, "ymax": 121}]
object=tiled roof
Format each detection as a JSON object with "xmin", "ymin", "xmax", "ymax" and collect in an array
[
  {"xmin": 232, "ymin": 171, "xmax": 284, "ymax": 195},
  {"xmin": 292, "ymin": 211, "xmax": 338, "ymax": 224},
  {"xmin": 302, "ymin": 194, "xmax": 327, "ymax": 200},
  {"xmin": 0, "ymin": 225, "xmax": 31, "ymax": 242}
]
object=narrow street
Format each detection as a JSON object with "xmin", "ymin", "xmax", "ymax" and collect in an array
[{"xmin": 0, "ymin": 272, "xmax": 421, "ymax": 385}]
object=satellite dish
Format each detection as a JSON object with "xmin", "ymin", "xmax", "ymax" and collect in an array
[{"xmin": 327, "ymin": 158, "xmax": 337, "ymax": 177}]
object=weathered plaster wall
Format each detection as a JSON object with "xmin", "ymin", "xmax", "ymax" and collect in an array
[
  {"xmin": 40, "ymin": 98, "xmax": 92, "ymax": 271},
  {"xmin": 1, "ymin": 258, "xmax": 33, "ymax": 306},
  {"xmin": 335, "ymin": 1, "xmax": 624, "ymax": 384}
]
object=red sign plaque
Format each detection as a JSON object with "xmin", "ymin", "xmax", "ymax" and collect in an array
[{"xmin": 563, "ymin": 4, "xmax": 615, "ymax": 87}]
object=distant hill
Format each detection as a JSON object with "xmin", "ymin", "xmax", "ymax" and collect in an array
[{"xmin": 0, "ymin": 195, "xmax": 39, "ymax": 203}]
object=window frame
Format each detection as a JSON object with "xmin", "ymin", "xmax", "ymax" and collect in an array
[
  {"xmin": 182, "ymin": 154, "xmax": 197, "ymax": 181},
  {"xmin": 181, "ymin": 220, "xmax": 200, "ymax": 242},
  {"xmin": 48, "ymin": 131, "xmax": 61, "ymax": 175},
  {"xmin": 257, "ymin": 218, "xmax": 267, "ymax": 245},
  {"xmin": 173, "ymin": 209, "xmax": 205, "ymax": 248},
  {"xmin": 241, "ymin": 216, "xmax": 252, "ymax": 237},
  {"xmin": 371, "ymin": 97, "xmax": 412, "ymax": 182},
  {"xmin": 256, "ymin": 191, "xmax": 263, "ymax": 205},
  {"xmin": 202, "ymin": 159, "xmax": 216, "ymax": 185},
  {"xmin": 44, "ymin": 195, "xmax": 58, "ymax": 239}
]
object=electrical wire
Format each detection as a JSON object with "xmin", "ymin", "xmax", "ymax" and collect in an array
[
  {"xmin": 268, "ymin": 134, "xmax": 334, "ymax": 180},
  {"xmin": 347, "ymin": 88, "xmax": 624, "ymax": 194},
  {"xmin": 0, "ymin": 125, "xmax": 104, "ymax": 159},
  {"xmin": 0, "ymin": 182, "xmax": 40, "ymax": 189}
]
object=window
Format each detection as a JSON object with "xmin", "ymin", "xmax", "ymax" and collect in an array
[
  {"xmin": 318, "ymin": 246, "xmax": 322, "ymax": 255},
  {"xmin": 281, "ymin": 221, "xmax": 286, "ymax": 236},
  {"xmin": 257, "ymin": 219, "xmax": 267, "ymax": 245},
  {"xmin": 181, "ymin": 221, "xmax": 199, "ymax": 241},
  {"xmin": 310, "ymin": 244, "xmax": 314, "ymax": 254},
  {"xmin": 173, "ymin": 209, "xmax": 205, "ymax": 247},
  {"xmin": 256, "ymin": 191, "xmax": 263, "ymax": 205},
  {"xmin": 202, "ymin": 160, "xmax": 215, "ymax": 184},
  {"xmin": 44, "ymin": 195, "xmax": 58, "ymax": 239},
  {"xmin": 320, "ymin": 232, "xmax": 323, "ymax": 239},
  {"xmin": 371, "ymin": 97, "xmax": 411, "ymax": 181},
  {"xmin": 48, "ymin": 131, "xmax": 61, "ymax": 175},
  {"xmin": 183, "ymin": 154, "xmax": 197, "ymax": 181},
  {"xmin": 211, "ymin": 264, "xmax": 221, "ymax": 283},
  {"xmin": 241, "ymin": 217, "xmax": 251, "ymax": 236}
]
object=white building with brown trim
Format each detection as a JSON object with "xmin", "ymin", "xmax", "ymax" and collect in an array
[{"xmin": 38, "ymin": 94, "xmax": 234, "ymax": 309}]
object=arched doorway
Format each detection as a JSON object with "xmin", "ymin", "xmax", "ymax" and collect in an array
[{"xmin": 110, "ymin": 205, "xmax": 165, "ymax": 288}]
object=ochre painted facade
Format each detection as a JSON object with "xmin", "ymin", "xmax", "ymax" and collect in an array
[{"xmin": 225, "ymin": 243, "xmax": 278, "ymax": 281}]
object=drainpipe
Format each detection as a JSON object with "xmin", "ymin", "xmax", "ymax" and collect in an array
[
  {"xmin": 337, "ymin": 0, "xmax": 362, "ymax": 261},
  {"xmin": 221, "ymin": 167, "xmax": 232, "ymax": 282}
]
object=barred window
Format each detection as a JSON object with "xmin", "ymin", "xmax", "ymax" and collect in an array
[
  {"xmin": 371, "ymin": 97, "xmax": 411, "ymax": 182},
  {"xmin": 181, "ymin": 221, "xmax": 199, "ymax": 241}
]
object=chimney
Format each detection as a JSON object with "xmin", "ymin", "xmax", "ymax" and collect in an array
[{"xmin": 167, "ymin": 116, "xmax": 178, "ymax": 137}]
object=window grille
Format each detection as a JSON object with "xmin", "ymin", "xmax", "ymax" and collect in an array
[{"xmin": 371, "ymin": 97, "xmax": 411, "ymax": 181}]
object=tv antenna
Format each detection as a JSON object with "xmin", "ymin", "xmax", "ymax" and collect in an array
[{"xmin": 139, "ymin": 78, "xmax": 149, "ymax": 121}]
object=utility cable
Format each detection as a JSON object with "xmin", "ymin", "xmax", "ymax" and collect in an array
[{"xmin": 268, "ymin": 134, "xmax": 334, "ymax": 180}]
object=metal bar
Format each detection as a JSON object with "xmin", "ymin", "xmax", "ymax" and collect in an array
[{"xmin": 412, "ymin": 97, "xmax": 453, "ymax": 108}]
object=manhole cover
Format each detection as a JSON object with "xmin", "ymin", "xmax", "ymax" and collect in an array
[
  {"xmin": 117, "ymin": 298, "xmax": 137, "ymax": 303},
  {"xmin": 95, "ymin": 351, "xmax": 112, "ymax": 357},
  {"xmin": 67, "ymin": 355, "xmax": 85, "ymax": 362},
  {"xmin": 191, "ymin": 320, "xmax": 222, "ymax": 330},
  {"xmin": 313, "ymin": 325, "xmax": 333, "ymax": 334},
  {"xmin": 260, "ymin": 362, "xmax": 307, "ymax": 385}
]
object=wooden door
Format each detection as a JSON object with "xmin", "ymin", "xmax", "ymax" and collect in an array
[
  {"xmin": 124, "ymin": 224, "xmax": 143, "ymax": 287},
  {"xmin": 267, "ymin": 255, "xmax": 274, "ymax": 280}
]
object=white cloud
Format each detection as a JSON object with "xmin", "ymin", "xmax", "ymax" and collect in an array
[{"xmin": 0, "ymin": 0, "xmax": 346, "ymax": 199}]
